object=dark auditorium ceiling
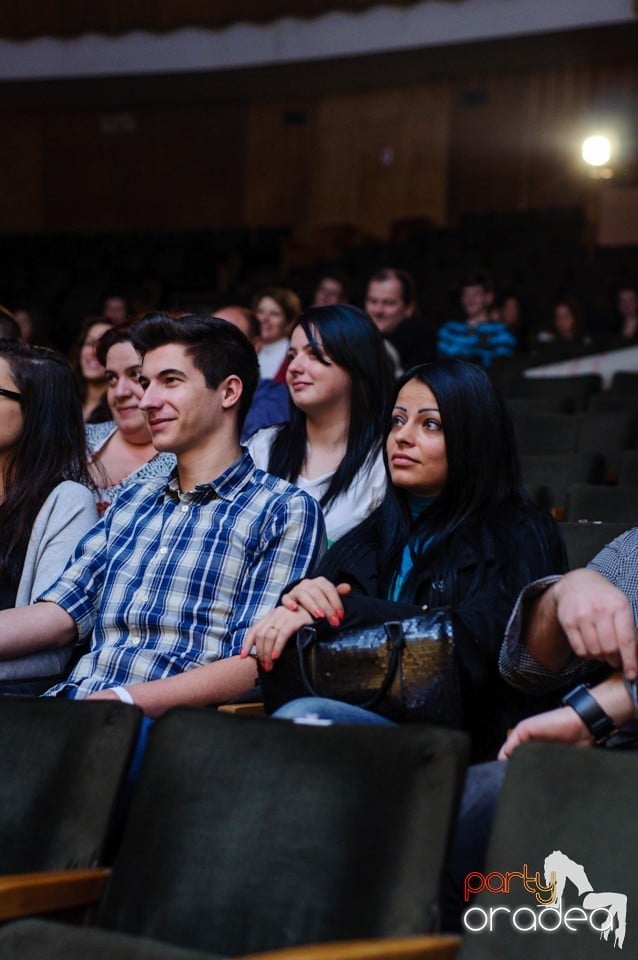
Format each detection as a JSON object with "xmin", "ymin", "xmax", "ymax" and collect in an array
[{"xmin": 0, "ymin": 0, "xmax": 464, "ymax": 39}]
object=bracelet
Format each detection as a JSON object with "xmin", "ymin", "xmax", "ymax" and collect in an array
[
  {"xmin": 111, "ymin": 686, "xmax": 135, "ymax": 705},
  {"xmin": 561, "ymin": 683, "xmax": 617, "ymax": 744}
]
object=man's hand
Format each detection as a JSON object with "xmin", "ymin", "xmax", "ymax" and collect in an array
[
  {"xmin": 498, "ymin": 706, "xmax": 594, "ymax": 760},
  {"xmin": 551, "ymin": 569, "xmax": 637, "ymax": 678},
  {"xmin": 499, "ymin": 672, "xmax": 638, "ymax": 760}
]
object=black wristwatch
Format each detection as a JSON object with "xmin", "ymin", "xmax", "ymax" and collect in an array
[{"xmin": 561, "ymin": 683, "xmax": 618, "ymax": 745}]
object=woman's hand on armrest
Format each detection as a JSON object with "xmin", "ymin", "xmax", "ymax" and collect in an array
[
  {"xmin": 240, "ymin": 578, "xmax": 352, "ymax": 670},
  {"xmin": 241, "ymin": 605, "xmax": 314, "ymax": 671},
  {"xmin": 281, "ymin": 577, "xmax": 352, "ymax": 626}
]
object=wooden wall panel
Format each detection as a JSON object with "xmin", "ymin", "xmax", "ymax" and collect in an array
[
  {"xmin": 242, "ymin": 99, "xmax": 315, "ymax": 228},
  {"xmin": 39, "ymin": 102, "xmax": 246, "ymax": 232},
  {"xmin": 0, "ymin": 56, "xmax": 635, "ymax": 237},
  {"xmin": 279, "ymin": 83, "xmax": 450, "ymax": 237},
  {"xmin": 448, "ymin": 73, "xmax": 533, "ymax": 221},
  {"xmin": 0, "ymin": 112, "xmax": 43, "ymax": 231}
]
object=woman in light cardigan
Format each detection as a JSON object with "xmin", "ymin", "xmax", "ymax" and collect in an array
[{"xmin": 0, "ymin": 340, "xmax": 97, "ymax": 692}]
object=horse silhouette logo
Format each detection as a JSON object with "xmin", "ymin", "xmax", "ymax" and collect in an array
[{"xmin": 544, "ymin": 850, "xmax": 627, "ymax": 950}]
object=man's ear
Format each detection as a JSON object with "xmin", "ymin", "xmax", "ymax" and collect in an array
[
  {"xmin": 405, "ymin": 299, "xmax": 416, "ymax": 319},
  {"xmin": 220, "ymin": 374, "xmax": 244, "ymax": 410}
]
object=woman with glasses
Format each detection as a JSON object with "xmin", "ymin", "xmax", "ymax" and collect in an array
[{"xmin": 0, "ymin": 340, "xmax": 97, "ymax": 692}]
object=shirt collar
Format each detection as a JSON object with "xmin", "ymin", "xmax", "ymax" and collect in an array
[{"xmin": 164, "ymin": 448, "xmax": 256, "ymax": 504}]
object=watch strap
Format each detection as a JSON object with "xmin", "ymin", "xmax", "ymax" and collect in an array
[{"xmin": 561, "ymin": 683, "xmax": 617, "ymax": 744}]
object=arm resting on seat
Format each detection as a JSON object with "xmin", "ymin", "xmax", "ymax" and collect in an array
[{"xmin": 0, "ymin": 867, "xmax": 111, "ymax": 921}]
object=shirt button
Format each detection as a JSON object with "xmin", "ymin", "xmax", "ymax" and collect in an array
[
  {"xmin": 129, "ymin": 636, "xmax": 140, "ymax": 646},
  {"xmin": 159, "ymin": 546, "xmax": 168, "ymax": 555},
  {"xmin": 137, "ymin": 592, "xmax": 148, "ymax": 602},
  {"xmin": 180, "ymin": 504, "xmax": 189, "ymax": 513}
]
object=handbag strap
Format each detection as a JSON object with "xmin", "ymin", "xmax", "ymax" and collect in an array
[{"xmin": 296, "ymin": 621, "xmax": 405, "ymax": 709}]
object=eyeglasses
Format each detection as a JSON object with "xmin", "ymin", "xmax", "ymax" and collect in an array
[{"xmin": 0, "ymin": 387, "xmax": 21, "ymax": 402}]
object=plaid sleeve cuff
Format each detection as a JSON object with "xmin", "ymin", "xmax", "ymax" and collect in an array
[
  {"xmin": 36, "ymin": 577, "xmax": 97, "ymax": 644},
  {"xmin": 499, "ymin": 575, "xmax": 586, "ymax": 692}
]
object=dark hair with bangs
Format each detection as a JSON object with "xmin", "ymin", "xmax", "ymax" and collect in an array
[
  {"xmin": 267, "ymin": 305, "xmax": 394, "ymax": 508},
  {"xmin": 0, "ymin": 340, "xmax": 93, "ymax": 585},
  {"xmin": 95, "ymin": 320, "xmax": 137, "ymax": 367},
  {"xmin": 131, "ymin": 312, "xmax": 259, "ymax": 431},
  {"xmin": 322, "ymin": 359, "xmax": 549, "ymax": 601}
]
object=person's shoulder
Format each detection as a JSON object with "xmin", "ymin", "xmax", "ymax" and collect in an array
[
  {"xmin": 250, "ymin": 463, "xmax": 310, "ymax": 500},
  {"xmin": 43, "ymin": 480, "xmax": 96, "ymax": 510},
  {"xmin": 590, "ymin": 526, "xmax": 638, "ymax": 567},
  {"xmin": 112, "ymin": 472, "xmax": 170, "ymax": 508},
  {"xmin": 246, "ymin": 464, "xmax": 320, "ymax": 519},
  {"xmin": 495, "ymin": 496, "xmax": 553, "ymax": 528},
  {"xmin": 438, "ymin": 319, "xmax": 466, "ymax": 333},
  {"xmin": 244, "ymin": 425, "xmax": 283, "ymax": 464},
  {"xmin": 479, "ymin": 498, "xmax": 558, "ymax": 546},
  {"xmin": 85, "ymin": 420, "xmax": 115, "ymax": 450}
]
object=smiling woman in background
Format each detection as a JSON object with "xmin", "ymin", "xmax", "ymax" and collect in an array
[
  {"xmin": 252, "ymin": 287, "xmax": 302, "ymax": 382},
  {"xmin": 247, "ymin": 304, "xmax": 393, "ymax": 544},
  {"xmin": 86, "ymin": 322, "xmax": 175, "ymax": 514}
]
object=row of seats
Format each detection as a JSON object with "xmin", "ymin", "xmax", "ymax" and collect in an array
[
  {"xmin": 520, "ymin": 451, "xmax": 638, "ymax": 521},
  {"xmin": 510, "ymin": 409, "xmax": 635, "ymax": 477},
  {"xmin": 558, "ymin": 521, "xmax": 633, "ymax": 570},
  {"xmin": 505, "ymin": 371, "xmax": 638, "ymax": 413},
  {"xmin": 0, "ymin": 698, "xmax": 634, "ymax": 959}
]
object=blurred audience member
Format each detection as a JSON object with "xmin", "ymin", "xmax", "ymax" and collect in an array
[
  {"xmin": 216, "ymin": 304, "xmax": 290, "ymax": 442},
  {"xmin": 252, "ymin": 287, "xmax": 302, "ymax": 382},
  {"xmin": 438, "ymin": 270, "xmax": 516, "ymax": 368},
  {"xmin": 312, "ymin": 271, "xmax": 350, "ymax": 308},
  {"xmin": 616, "ymin": 283, "xmax": 638, "ymax": 341},
  {"xmin": 537, "ymin": 297, "xmax": 591, "ymax": 346},
  {"xmin": 69, "ymin": 316, "xmax": 114, "ymax": 423},
  {"xmin": 364, "ymin": 267, "xmax": 436, "ymax": 375},
  {"xmin": 100, "ymin": 293, "xmax": 130, "ymax": 324},
  {"xmin": 0, "ymin": 306, "xmax": 22, "ymax": 341}
]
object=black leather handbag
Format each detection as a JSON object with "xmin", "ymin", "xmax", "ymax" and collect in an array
[{"xmin": 261, "ymin": 609, "xmax": 463, "ymax": 726}]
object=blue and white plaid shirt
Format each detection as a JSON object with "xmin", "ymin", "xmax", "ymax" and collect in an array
[{"xmin": 43, "ymin": 450, "xmax": 325, "ymax": 699}]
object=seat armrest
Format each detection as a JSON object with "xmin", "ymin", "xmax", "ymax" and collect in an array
[
  {"xmin": 0, "ymin": 867, "xmax": 111, "ymax": 921},
  {"xmin": 241, "ymin": 935, "xmax": 462, "ymax": 960}
]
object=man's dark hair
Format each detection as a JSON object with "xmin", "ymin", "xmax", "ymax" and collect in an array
[
  {"xmin": 461, "ymin": 270, "xmax": 493, "ymax": 294},
  {"xmin": 95, "ymin": 321, "xmax": 138, "ymax": 366},
  {"xmin": 368, "ymin": 267, "xmax": 417, "ymax": 309},
  {"xmin": 132, "ymin": 313, "xmax": 259, "ymax": 430}
]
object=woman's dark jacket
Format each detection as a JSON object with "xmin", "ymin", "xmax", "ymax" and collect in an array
[{"xmin": 265, "ymin": 498, "xmax": 567, "ymax": 761}]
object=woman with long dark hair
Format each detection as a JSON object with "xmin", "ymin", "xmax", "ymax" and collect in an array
[
  {"xmin": 0, "ymin": 340, "xmax": 97, "ymax": 690},
  {"xmin": 69, "ymin": 315, "xmax": 113, "ymax": 422},
  {"xmin": 243, "ymin": 359, "xmax": 567, "ymax": 760},
  {"xmin": 247, "ymin": 304, "xmax": 395, "ymax": 543}
]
